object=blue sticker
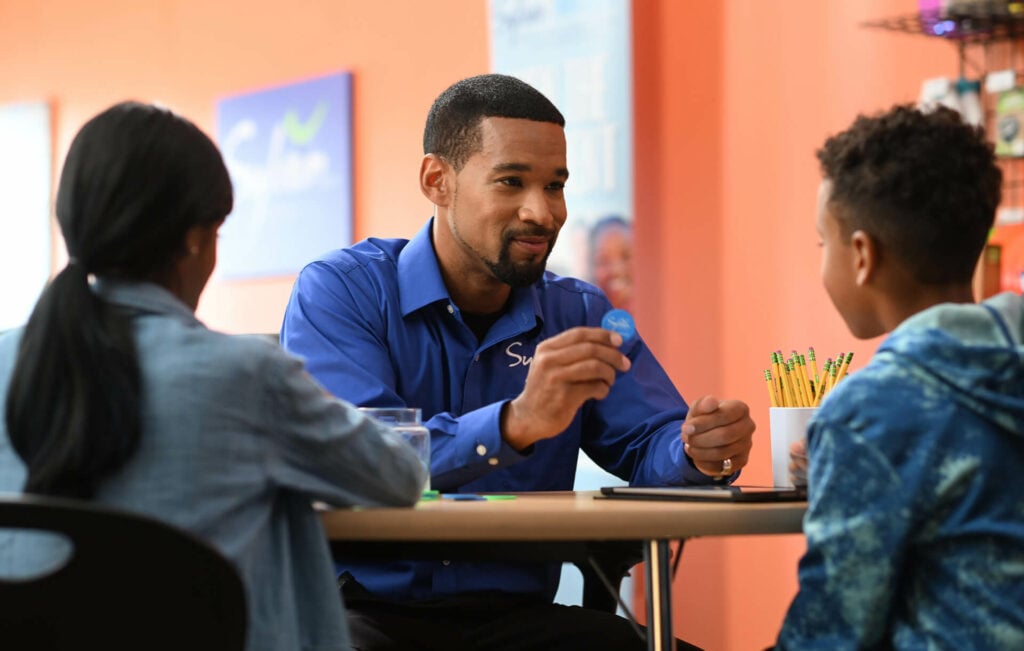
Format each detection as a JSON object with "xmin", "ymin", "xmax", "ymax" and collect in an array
[{"xmin": 601, "ymin": 309, "xmax": 636, "ymax": 344}]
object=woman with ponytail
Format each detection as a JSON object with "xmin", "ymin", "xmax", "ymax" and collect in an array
[{"xmin": 0, "ymin": 102, "xmax": 426, "ymax": 651}]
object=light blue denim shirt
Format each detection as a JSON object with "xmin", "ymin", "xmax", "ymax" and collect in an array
[{"xmin": 0, "ymin": 279, "xmax": 426, "ymax": 651}]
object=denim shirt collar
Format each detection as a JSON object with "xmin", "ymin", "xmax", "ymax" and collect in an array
[{"xmin": 91, "ymin": 277, "xmax": 201, "ymax": 326}]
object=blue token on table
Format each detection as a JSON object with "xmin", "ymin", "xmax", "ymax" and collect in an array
[{"xmin": 601, "ymin": 309, "xmax": 636, "ymax": 344}]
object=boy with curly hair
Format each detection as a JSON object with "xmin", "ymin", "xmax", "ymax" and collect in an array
[{"xmin": 776, "ymin": 105, "xmax": 1024, "ymax": 649}]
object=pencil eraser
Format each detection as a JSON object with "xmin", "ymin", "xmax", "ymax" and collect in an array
[{"xmin": 601, "ymin": 309, "xmax": 636, "ymax": 345}]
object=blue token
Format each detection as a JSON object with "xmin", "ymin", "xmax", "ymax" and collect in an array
[{"xmin": 601, "ymin": 309, "xmax": 636, "ymax": 344}]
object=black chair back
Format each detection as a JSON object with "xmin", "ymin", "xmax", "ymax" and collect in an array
[{"xmin": 0, "ymin": 493, "xmax": 246, "ymax": 650}]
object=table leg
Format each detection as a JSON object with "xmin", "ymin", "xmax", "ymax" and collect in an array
[{"xmin": 644, "ymin": 539, "xmax": 673, "ymax": 651}]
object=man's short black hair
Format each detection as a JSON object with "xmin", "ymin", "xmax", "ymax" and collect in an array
[
  {"xmin": 423, "ymin": 74, "xmax": 565, "ymax": 170},
  {"xmin": 817, "ymin": 104, "xmax": 1002, "ymax": 285}
]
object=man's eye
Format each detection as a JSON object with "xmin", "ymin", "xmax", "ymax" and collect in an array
[
  {"xmin": 547, "ymin": 182, "xmax": 566, "ymax": 191},
  {"xmin": 499, "ymin": 177, "xmax": 523, "ymax": 187}
]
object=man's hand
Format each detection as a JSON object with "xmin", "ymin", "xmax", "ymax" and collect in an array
[
  {"xmin": 681, "ymin": 396, "xmax": 755, "ymax": 478},
  {"xmin": 502, "ymin": 327, "xmax": 630, "ymax": 451}
]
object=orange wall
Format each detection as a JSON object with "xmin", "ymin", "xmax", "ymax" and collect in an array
[
  {"xmin": 636, "ymin": 1, "xmax": 957, "ymax": 649},
  {"xmin": 0, "ymin": 0, "xmax": 489, "ymax": 334},
  {"xmin": 0, "ymin": 1, "xmax": 963, "ymax": 649}
]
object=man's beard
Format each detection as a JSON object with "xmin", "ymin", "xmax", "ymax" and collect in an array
[{"xmin": 487, "ymin": 227, "xmax": 556, "ymax": 287}]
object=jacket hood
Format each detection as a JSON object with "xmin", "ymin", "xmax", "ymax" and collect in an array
[{"xmin": 879, "ymin": 292, "xmax": 1024, "ymax": 438}]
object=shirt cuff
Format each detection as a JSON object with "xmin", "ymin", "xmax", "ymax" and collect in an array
[{"xmin": 431, "ymin": 401, "xmax": 530, "ymax": 490}]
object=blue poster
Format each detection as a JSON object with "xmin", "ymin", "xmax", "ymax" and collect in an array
[
  {"xmin": 490, "ymin": 0, "xmax": 635, "ymax": 604},
  {"xmin": 489, "ymin": 0, "xmax": 633, "ymax": 294},
  {"xmin": 215, "ymin": 72, "xmax": 353, "ymax": 279}
]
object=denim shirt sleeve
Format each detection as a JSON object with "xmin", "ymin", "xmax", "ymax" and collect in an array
[{"xmin": 257, "ymin": 344, "xmax": 426, "ymax": 508}]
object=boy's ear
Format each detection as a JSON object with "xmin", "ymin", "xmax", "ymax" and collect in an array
[
  {"xmin": 420, "ymin": 154, "xmax": 451, "ymax": 207},
  {"xmin": 850, "ymin": 229, "xmax": 877, "ymax": 286}
]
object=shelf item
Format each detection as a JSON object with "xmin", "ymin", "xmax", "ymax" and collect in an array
[{"xmin": 863, "ymin": 2, "xmax": 1024, "ymax": 44}]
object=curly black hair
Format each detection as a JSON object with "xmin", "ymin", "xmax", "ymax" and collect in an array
[
  {"xmin": 817, "ymin": 104, "xmax": 1002, "ymax": 284},
  {"xmin": 423, "ymin": 74, "xmax": 565, "ymax": 171}
]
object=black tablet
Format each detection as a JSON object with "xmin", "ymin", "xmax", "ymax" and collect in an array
[{"xmin": 599, "ymin": 485, "xmax": 807, "ymax": 502}]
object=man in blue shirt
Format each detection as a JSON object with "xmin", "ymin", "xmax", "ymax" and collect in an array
[{"xmin": 282, "ymin": 73, "xmax": 755, "ymax": 651}]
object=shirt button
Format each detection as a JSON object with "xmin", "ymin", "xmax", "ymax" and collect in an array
[
  {"xmin": 447, "ymin": 304, "xmax": 454, "ymax": 314},
  {"xmin": 476, "ymin": 444, "xmax": 487, "ymax": 456},
  {"xmin": 488, "ymin": 458, "xmax": 499, "ymax": 466}
]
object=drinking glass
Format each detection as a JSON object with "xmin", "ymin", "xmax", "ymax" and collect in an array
[{"xmin": 358, "ymin": 407, "xmax": 431, "ymax": 492}]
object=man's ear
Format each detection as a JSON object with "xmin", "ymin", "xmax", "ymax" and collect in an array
[
  {"xmin": 420, "ymin": 154, "xmax": 451, "ymax": 207},
  {"xmin": 850, "ymin": 229, "xmax": 877, "ymax": 286}
]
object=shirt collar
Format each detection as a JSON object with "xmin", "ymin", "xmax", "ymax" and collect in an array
[
  {"xmin": 397, "ymin": 218, "xmax": 452, "ymax": 317},
  {"xmin": 91, "ymin": 277, "xmax": 201, "ymax": 325},
  {"xmin": 485, "ymin": 282, "xmax": 544, "ymax": 346},
  {"xmin": 396, "ymin": 218, "xmax": 544, "ymax": 334}
]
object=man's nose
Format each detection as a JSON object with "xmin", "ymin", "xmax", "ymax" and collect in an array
[{"xmin": 517, "ymin": 190, "xmax": 558, "ymax": 228}]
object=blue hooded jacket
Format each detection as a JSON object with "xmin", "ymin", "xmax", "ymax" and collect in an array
[{"xmin": 778, "ymin": 292, "xmax": 1024, "ymax": 650}]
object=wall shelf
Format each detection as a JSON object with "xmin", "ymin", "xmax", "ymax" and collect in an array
[
  {"xmin": 862, "ymin": 5, "xmax": 1024, "ymax": 45},
  {"xmin": 865, "ymin": 2, "xmax": 1024, "ymax": 295}
]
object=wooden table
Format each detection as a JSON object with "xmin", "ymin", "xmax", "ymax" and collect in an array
[{"xmin": 321, "ymin": 491, "xmax": 805, "ymax": 651}]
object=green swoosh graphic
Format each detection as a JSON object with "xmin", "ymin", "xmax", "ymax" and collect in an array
[{"xmin": 282, "ymin": 101, "xmax": 328, "ymax": 146}]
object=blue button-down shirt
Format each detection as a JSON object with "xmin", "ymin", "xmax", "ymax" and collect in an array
[{"xmin": 282, "ymin": 219, "xmax": 715, "ymax": 601}]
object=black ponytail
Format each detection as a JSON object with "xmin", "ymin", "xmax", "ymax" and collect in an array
[
  {"xmin": 6, "ymin": 263, "xmax": 140, "ymax": 497},
  {"xmin": 5, "ymin": 102, "xmax": 232, "ymax": 498}
]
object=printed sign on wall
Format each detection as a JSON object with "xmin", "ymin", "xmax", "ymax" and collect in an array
[
  {"xmin": 215, "ymin": 72, "xmax": 353, "ymax": 279},
  {"xmin": 489, "ymin": 0, "xmax": 633, "ymax": 310}
]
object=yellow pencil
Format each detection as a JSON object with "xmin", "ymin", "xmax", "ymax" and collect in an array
[
  {"xmin": 836, "ymin": 351, "xmax": 854, "ymax": 383},
  {"xmin": 782, "ymin": 361, "xmax": 798, "ymax": 407},
  {"xmin": 788, "ymin": 352, "xmax": 802, "ymax": 405},
  {"xmin": 808, "ymin": 347, "xmax": 820, "ymax": 388},
  {"xmin": 795, "ymin": 358, "xmax": 811, "ymax": 407},
  {"xmin": 828, "ymin": 355, "xmax": 842, "ymax": 394},
  {"xmin": 794, "ymin": 354, "xmax": 811, "ymax": 405},
  {"xmin": 778, "ymin": 352, "xmax": 792, "ymax": 406},
  {"xmin": 771, "ymin": 352, "xmax": 784, "ymax": 403},
  {"xmin": 765, "ymin": 369, "xmax": 779, "ymax": 407},
  {"xmin": 815, "ymin": 358, "xmax": 833, "ymax": 405}
]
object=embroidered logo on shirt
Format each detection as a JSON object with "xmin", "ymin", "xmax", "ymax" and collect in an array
[{"xmin": 505, "ymin": 341, "xmax": 533, "ymax": 367}]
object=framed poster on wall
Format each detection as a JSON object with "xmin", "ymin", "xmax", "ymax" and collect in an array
[
  {"xmin": 489, "ymin": 0, "xmax": 635, "ymax": 609},
  {"xmin": 489, "ymin": 0, "xmax": 633, "ymax": 311},
  {"xmin": 215, "ymin": 72, "xmax": 353, "ymax": 279}
]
